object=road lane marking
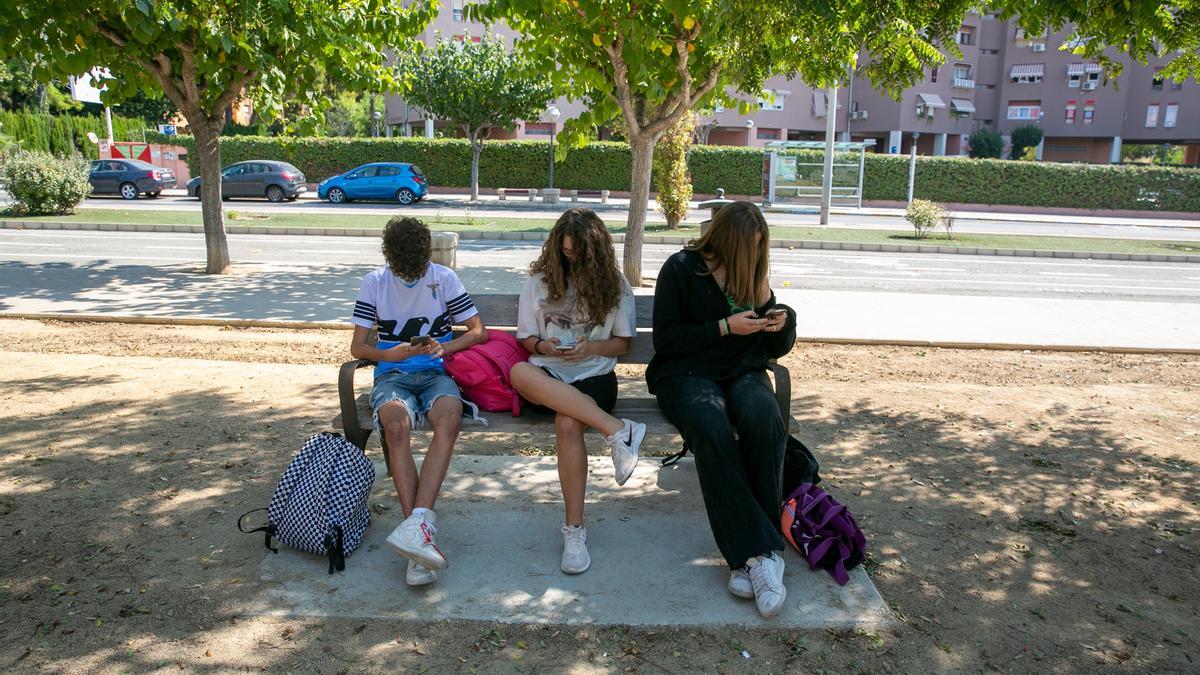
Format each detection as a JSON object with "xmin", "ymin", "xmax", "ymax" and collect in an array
[
  {"xmin": 790, "ymin": 274, "xmax": 1200, "ymax": 292},
  {"xmin": 146, "ymin": 246, "xmax": 204, "ymax": 250},
  {"xmin": 1038, "ymin": 272, "xmax": 1112, "ymax": 277},
  {"xmin": 0, "ymin": 242, "xmax": 63, "ymax": 247},
  {"xmin": 1, "ymin": 253, "xmax": 199, "ymax": 262}
]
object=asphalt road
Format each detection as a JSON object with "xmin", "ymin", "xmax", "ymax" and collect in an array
[
  {"xmin": 74, "ymin": 191, "xmax": 1200, "ymax": 242},
  {"xmin": 4, "ymin": 229, "xmax": 1198, "ymax": 303}
]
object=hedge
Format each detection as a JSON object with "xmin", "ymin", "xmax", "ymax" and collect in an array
[
  {"xmin": 148, "ymin": 133, "xmax": 1200, "ymax": 212},
  {"xmin": 1, "ymin": 112, "xmax": 150, "ymax": 159}
]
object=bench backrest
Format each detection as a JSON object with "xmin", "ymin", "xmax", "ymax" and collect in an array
[{"xmin": 471, "ymin": 293, "xmax": 656, "ymax": 364}]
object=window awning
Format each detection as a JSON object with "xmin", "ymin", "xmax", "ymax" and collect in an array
[
  {"xmin": 950, "ymin": 98, "xmax": 976, "ymax": 113},
  {"xmin": 1067, "ymin": 63, "xmax": 1103, "ymax": 76},
  {"xmin": 811, "ymin": 90, "xmax": 827, "ymax": 117},
  {"xmin": 917, "ymin": 93, "xmax": 946, "ymax": 108},
  {"xmin": 1010, "ymin": 64, "xmax": 1046, "ymax": 78}
]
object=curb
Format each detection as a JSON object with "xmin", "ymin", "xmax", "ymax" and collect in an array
[
  {"xmin": 4, "ymin": 219, "xmax": 1200, "ymax": 263},
  {"xmin": 4, "ymin": 312, "xmax": 1197, "ymax": 355}
]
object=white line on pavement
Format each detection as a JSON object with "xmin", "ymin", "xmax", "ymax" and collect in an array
[
  {"xmin": 1, "ymin": 253, "xmax": 202, "ymax": 262},
  {"xmin": 792, "ymin": 274, "xmax": 1200, "ymax": 292},
  {"xmin": 0, "ymin": 242, "xmax": 63, "ymax": 247},
  {"xmin": 1038, "ymin": 272, "xmax": 1112, "ymax": 277},
  {"xmin": 145, "ymin": 246, "xmax": 203, "ymax": 250},
  {"xmin": 295, "ymin": 249, "xmax": 370, "ymax": 254}
]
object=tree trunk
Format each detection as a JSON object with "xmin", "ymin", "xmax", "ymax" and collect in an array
[
  {"xmin": 469, "ymin": 132, "xmax": 481, "ymax": 202},
  {"xmin": 622, "ymin": 134, "xmax": 656, "ymax": 286},
  {"xmin": 191, "ymin": 117, "xmax": 231, "ymax": 274}
]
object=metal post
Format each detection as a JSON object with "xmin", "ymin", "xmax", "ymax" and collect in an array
[
  {"xmin": 907, "ymin": 131, "xmax": 920, "ymax": 203},
  {"xmin": 548, "ymin": 131, "xmax": 555, "ymax": 189},
  {"xmin": 819, "ymin": 85, "xmax": 838, "ymax": 225},
  {"xmin": 857, "ymin": 144, "xmax": 866, "ymax": 209},
  {"xmin": 104, "ymin": 106, "xmax": 114, "ymax": 142}
]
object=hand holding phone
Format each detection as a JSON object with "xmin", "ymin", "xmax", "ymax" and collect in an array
[
  {"xmin": 764, "ymin": 308, "xmax": 787, "ymax": 319},
  {"xmin": 409, "ymin": 335, "xmax": 433, "ymax": 346}
]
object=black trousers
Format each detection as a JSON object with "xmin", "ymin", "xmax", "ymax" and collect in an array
[{"xmin": 655, "ymin": 370, "xmax": 787, "ymax": 569}]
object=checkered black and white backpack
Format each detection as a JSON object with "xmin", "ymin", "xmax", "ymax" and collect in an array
[{"xmin": 238, "ymin": 432, "xmax": 375, "ymax": 574}]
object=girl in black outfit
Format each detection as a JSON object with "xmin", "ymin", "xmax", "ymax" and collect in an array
[{"xmin": 646, "ymin": 201, "xmax": 797, "ymax": 618}]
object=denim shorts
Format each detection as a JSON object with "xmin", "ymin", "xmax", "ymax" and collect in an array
[{"xmin": 371, "ymin": 368, "xmax": 464, "ymax": 432}]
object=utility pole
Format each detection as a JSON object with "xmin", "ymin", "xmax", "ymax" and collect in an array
[{"xmin": 819, "ymin": 84, "xmax": 838, "ymax": 225}]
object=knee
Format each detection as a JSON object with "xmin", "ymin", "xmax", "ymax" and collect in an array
[
  {"xmin": 428, "ymin": 399, "xmax": 463, "ymax": 432},
  {"xmin": 381, "ymin": 415, "xmax": 411, "ymax": 444},
  {"xmin": 555, "ymin": 414, "xmax": 586, "ymax": 437}
]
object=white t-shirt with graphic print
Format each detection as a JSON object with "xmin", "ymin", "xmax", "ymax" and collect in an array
[
  {"xmin": 351, "ymin": 263, "xmax": 478, "ymax": 377},
  {"xmin": 516, "ymin": 272, "xmax": 636, "ymax": 384}
]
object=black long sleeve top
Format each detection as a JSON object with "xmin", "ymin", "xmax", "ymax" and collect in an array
[{"xmin": 646, "ymin": 249, "xmax": 797, "ymax": 394}]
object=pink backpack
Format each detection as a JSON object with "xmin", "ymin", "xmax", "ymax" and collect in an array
[{"xmin": 443, "ymin": 332, "xmax": 529, "ymax": 416}]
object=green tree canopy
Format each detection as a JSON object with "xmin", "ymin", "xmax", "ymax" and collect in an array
[
  {"xmin": 1, "ymin": 0, "xmax": 433, "ymax": 273},
  {"xmin": 400, "ymin": 35, "xmax": 554, "ymax": 201}
]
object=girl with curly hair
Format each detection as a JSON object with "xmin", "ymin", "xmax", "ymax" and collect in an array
[{"xmin": 511, "ymin": 208, "xmax": 645, "ymax": 574}]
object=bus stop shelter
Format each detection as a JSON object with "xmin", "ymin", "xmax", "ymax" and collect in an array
[{"xmin": 761, "ymin": 140, "xmax": 875, "ymax": 208}]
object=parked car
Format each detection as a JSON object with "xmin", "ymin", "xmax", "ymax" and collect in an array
[
  {"xmin": 187, "ymin": 160, "xmax": 307, "ymax": 202},
  {"xmin": 87, "ymin": 159, "xmax": 177, "ymax": 200},
  {"xmin": 317, "ymin": 162, "xmax": 427, "ymax": 205}
]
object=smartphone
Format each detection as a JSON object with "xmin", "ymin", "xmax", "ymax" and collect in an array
[
  {"xmin": 554, "ymin": 342, "xmax": 576, "ymax": 351},
  {"xmin": 409, "ymin": 335, "xmax": 433, "ymax": 346},
  {"xmin": 764, "ymin": 308, "xmax": 787, "ymax": 319}
]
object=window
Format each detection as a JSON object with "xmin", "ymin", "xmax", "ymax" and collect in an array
[
  {"xmin": 952, "ymin": 64, "xmax": 973, "ymax": 88},
  {"xmin": 958, "ymin": 27, "xmax": 974, "ymax": 45},
  {"xmin": 1152, "ymin": 69, "xmax": 1164, "ymax": 90},
  {"xmin": 756, "ymin": 128, "xmax": 781, "ymax": 140},
  {"xmin": 1146, "ymin": 104, "xmax": 1160, "ymax": 127},
  {"xmin": 1164, "ymin": 104, "xmax": 1178, "ymax": 128},
  {"xmin": 1010, "ymin": 64, "xmax": 1045, "ymax": 84},
  {"xmin": 1065, "ymin": 101, "xmax": 1077, "ymax": 124},
  {"xmin": 1006, "ymin": 100, "xmax": 1041, "ymax": 120},
  {"xmin": 452, "ymin": 0, "xmax": 464, "ymax": 21},
  {"xmin": 1068, "ymin": 73, "xmax": 1081, "ymax": 88},
  {"xmin": 524, "ymin": 122, "xmax": 553, "ymax": 136},
  {"xmin": 376, "ymin": 165, "xmax": 400, "ymax": 177},
  {"xmin": 980, "ymin": 48, "xmax": 1000, "ymax": 55},
  {"xmin": 1082, "ymin": 102, "xmax": 1095, "ymax": 125},
  {"xmin": 756, "ymin": 90, "xmax": 787, "ymax": 111},
  {"xmin": 1170, "ymin": 79, "xmax": 1183, "ymax": 91},
  {"xmin": 930, "ymin": 66, "xmax": 939, "ymax": 83}
]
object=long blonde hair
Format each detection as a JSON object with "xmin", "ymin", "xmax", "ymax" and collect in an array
[{"xmin": 686, "ymin": 201, "xmax": 770, "ymax": 307}]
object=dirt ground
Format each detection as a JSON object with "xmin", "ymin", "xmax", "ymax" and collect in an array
[{"xmin": 1, "ymin": 318, "xmax": 1197, "ymax": 674}]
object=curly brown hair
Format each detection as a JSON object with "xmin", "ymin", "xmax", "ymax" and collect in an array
[
  {"xmin": 381, "ymin": 216, "xmax": 431, "ymax": 281},
  {"xmin": 530, "ymin": 208, "xmax": 622, "ymax": 326}
]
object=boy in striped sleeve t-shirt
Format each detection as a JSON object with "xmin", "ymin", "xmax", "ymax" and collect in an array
[{"xmin": 349, "ymin": 217, "xmax": 488, "ymax": 588}]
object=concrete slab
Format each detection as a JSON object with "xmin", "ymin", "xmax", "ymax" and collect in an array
[{"xmin": 245, "ymin": 456, "xmax": 891, "ymax": 629}]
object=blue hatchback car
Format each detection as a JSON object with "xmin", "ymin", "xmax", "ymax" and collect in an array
[{"xmin": 317, "ymin": 162, "xmax": 427, "ymax": 205}]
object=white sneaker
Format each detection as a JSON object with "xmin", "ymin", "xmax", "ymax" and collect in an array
[
  {"xmin": 405, "ymin": 559, "xmax": 437, "ymax": 586},
  {"xmin": 560, "ymin": 524, "xmax": 591, "ymax": 574},
  {"xmin": 746, "ymin": 552, "xmax": 787, "ymax": 618},
  {"xmin": 606, "ymin": 418, "xmax": 645, "ymax": 486},
  {"xmin": 728, "ymin": 567, "xmax": 754, "ymax": 599},
  {"xmin": 386, "ymin": 511, "xmax": 447, "ymax": 571}
]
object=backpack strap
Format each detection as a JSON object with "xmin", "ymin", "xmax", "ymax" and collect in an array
[
  {"xmin": 325, "ymin": 525, "xmax": 346, "ymax": 574},
  {"xmin": 660, "ymin": 442, "xmax": 690, "ymax": 467},
  {"xmin": 237, "ymin": 508, "xmax": 277, "ymax": 554}
]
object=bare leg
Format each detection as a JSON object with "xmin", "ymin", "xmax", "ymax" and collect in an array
[
  {"xmin": 415, "ymin": 396, "xmax": 462, "ymax": 510},
  {"xmin": 554, "ymin": 414, "xmax": 589, "ymax": 526},
  {"xmin": 511, "ymin": 363, "xmax": 623, "ymax": 436},
  {"xmin": 378, "ymin": 401, "xmax": 417, "ymax": 516}
]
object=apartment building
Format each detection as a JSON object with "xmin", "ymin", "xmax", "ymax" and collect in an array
[{"xmin": 386, "ymin": 4, "xmax": 1200, "ymax": 164}]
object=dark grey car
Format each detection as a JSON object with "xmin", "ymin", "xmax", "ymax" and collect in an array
[
  {"xmin": 87, "ymin": 159, "xmax": 178, "ymax": 200},
  {"xmin": 186, "ymin": 160, "xmax": 307, "ymax": 202}
]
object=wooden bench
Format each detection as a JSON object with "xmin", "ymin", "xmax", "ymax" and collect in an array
[
  {"xmin": 333, "ymin": 294, "xmax": 793, "ymax": 474},
  {"xmin": 496, "ymin": 188, "xmax": 538, "ymax": 202},
  {"xmin": 568, "ymin": 189, "xmax": 610, "ymax": 204}
]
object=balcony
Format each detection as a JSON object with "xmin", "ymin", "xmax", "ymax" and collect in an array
[{"xmin": 952, "ymin": 78, "xmax": 976, "ymax": 89}]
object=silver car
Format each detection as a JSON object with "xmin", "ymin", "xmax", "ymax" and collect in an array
[{"xmin": 187, "ymin": 160, "xmax": 307, "ymax": 202}]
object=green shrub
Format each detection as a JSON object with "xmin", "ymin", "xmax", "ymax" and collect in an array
[
  {"xmin": 149, "ymin": 133, "xmax": 1200, "ymax": 212},
  {"xmin": 1, "ymin": 150, "xmax": 92, "ymax": 215},
  {"xmin": 0, "ymin": 111, "xmax": 149, "ymax": 158},
  {"xmin": 905, "ymin": 199, "xmax": 949, "ymax": 239},
  {"xmin": 655, "ymin": 115, "xmax": 694, "ymax": 227},
  {"xmin": 1010, "ymin": 125, "xmax": 1044, "ymax": 161},
  {"xmin": 967, "ymin": 127, "xmax": 1003, "ymax": 159}
]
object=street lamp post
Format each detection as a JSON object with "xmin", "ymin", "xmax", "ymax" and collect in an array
[
  {"xmin": 372, "ymin": 110, "xmax": 382, "ymax": 138},
  {"xmin": 907, "ymin": 131, "xmax": 920, "ymax": 204},
  {"xmin": 546, "ymin": 105, "xmax": 561, "ymax": 190},
  {"xmin": 744, "ymin": 118, "xmax": 755, "ymax": 145}
]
